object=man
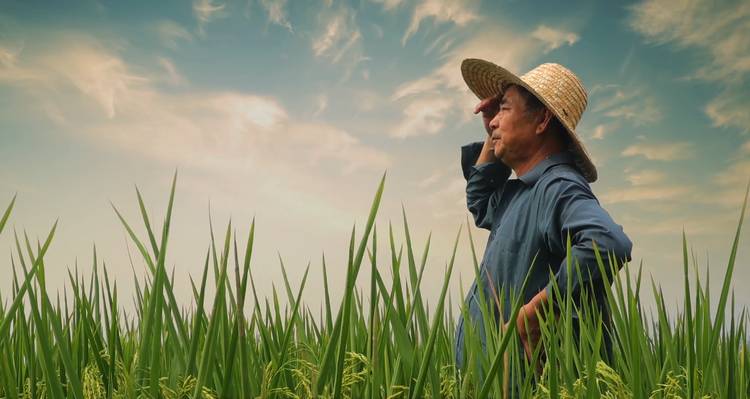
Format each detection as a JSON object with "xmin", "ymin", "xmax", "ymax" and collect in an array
[{"xmin": 454, "ymin": 59, "xmax": 632, "ymax": 396}]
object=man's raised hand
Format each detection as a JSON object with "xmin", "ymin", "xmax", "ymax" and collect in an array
[{"xmin": 474, "ymin": 93, "xmax": 503, "ymax": 136}]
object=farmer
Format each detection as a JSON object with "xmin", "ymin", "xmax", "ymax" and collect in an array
[{"xmin": 454, "ymin": 59, "xmax": 632, "ymax": 396}]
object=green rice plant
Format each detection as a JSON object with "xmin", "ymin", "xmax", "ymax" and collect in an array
[{"xmin": 0, "ymin": 176, "xmax": 749, "ymax": 399}]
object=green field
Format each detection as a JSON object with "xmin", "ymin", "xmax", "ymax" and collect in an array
[{"xmin": 1, "ymin": 174, "xmax": 749, "ymax": 399}]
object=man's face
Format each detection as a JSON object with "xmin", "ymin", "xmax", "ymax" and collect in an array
[{"xmin": 488, "ymin": 85, "xmax": 538, "ymax": 168}]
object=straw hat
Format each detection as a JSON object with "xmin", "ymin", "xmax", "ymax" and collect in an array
[{"xmin": 460, "ymin": 59, "xmax": 597, "ymax": 183}]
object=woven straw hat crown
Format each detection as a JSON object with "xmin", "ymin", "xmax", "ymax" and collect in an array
[{"xmin": 461, "ymin": 59, "xmax": 597, "ymax": 183}]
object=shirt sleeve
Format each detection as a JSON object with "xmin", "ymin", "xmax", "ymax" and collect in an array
[
  {"xmin": 537, "ymin": 174, "xmax": 633, "ymax": 306},
  {"xmin": 461, "ymin": 142, "xmax": 512, "ymax": 230}
]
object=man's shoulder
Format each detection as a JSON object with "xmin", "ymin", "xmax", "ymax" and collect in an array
[
  {"xmin": 538, "ymin": 162, "xmax": 591, "ymax": 190},
  {"xmin": 531, "ymin": 163, "xmax": 599, "ymax": 204}
]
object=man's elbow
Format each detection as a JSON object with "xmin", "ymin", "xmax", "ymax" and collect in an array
[{"xmin": 609, "ymin": 229, "xmax": 632, "ymax": 267}]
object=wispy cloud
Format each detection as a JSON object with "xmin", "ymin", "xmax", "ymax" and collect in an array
[
  {"xmin": 155, "ymin": 20, "xmax": 193, "ymax": 50},
  {"xmin": 625, "ymin": 169, "xmax": 666, "ymax": 186},
  {"xmin": 42, "ymin": 102, "xmax": 68, "ymax": 125},
  {"xmin": 260, "ymin": 0, "xmax": 293, "ymax": 32},
  {"xmin": 588, "ymin": 124, "xmax": 610, "ymax": 140},
  {"xmin": 392, "ymin": 25, "xmax": 542, "ymax": 101},
  {"xmin": 621, "ymin": 140, "xmax": 694, "ymax": 161},
  {"xmin": 704, "ymin": 88, "xmax": 750, "ymax": 133},
  {"xmin": 629, "ymin": 0, "xmax": 750, "ymax": 134},
  {"xmin": 44, "ymin": 40, "xmax": 150, "ymax": 119},
  {"xmin": 599, "ymin": 185, "xmax": 693, "ymax": 204},
  {"xmin": 629, "ymin": 0, "xmax": 750, "ymax": 83},
  {"xmin": 389, "ymin": 24, "xmax": 552, "ymax": 139},
  {"xmin": 591, "ymin": 86, "xmax": 661, "ymax": 126},
  {"xmin": 370, "ymin": 0, "xmax": 406, "ymax": 10},
  {"xmin": 0, "ymin": 40, "xmax": 23, "ymax": 67},
  {"xmin": 588, "ymin": 84, "xmax": 619, "ymax": 95},
  {"xmin": 401, "ymin": 0, "xmax": 480, "ymax": 46},
  {"xmin": 2, "ymin": 32, "xmax": 390, "ymax": 177},
  {"xmin": 424, "ymin": 32, "xmax": 454, "ymax": 55},
  {"xmin": 312, "ymin": 94, "xmax": 327, "ymax": 118},
  {"xmin": 193, "ymin": 0, "xmax": 226, "ymax": 35},
  {"xmin": 157, "ymin": 57, "xmax": 187, "ymax": 86},
  {"xmin": 312, "ymin": 5, "xmax": 368, "ymax": 81},
  {"xmin": 391, "ymin": 98, "xmax": 453, "ymax": 139},
  {"xmin": 531, "ymin": 25, "xmax": 580, "ymax": 53},
  {"xmin": 604, "ymin": 101, "xmax": 661, "ymax": 125},
  {"xmin": 419, "ymin": 170, "xmax": 442, "ymax": 188},
  {"xmin": 620, "ymin": 44, "xmax": 636, "ymax": 75}
]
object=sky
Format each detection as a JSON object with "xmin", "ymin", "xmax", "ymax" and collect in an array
[{"xmin": 1, "ymin": 0, "xmax": 750, "ymax": 322}]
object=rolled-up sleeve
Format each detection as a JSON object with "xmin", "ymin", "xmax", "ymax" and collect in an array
[
  {"xmin": 538, "ymin": 176, "xmax": 633, "ymax": 305},
  {"xmin": 461, "ymin": 142, "xmax": 512, "ymax": 230}
]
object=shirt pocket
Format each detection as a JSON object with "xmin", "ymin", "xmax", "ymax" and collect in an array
[{"xmin": 492, "ymin": 231, "xmax": 527, "ymax": 257}]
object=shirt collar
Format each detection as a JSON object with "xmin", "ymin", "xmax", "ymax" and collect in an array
[{"xmin": 518, "ymin": 151, "xmax": 576, "ymax": 185}]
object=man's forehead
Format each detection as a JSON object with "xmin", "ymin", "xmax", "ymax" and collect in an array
[{"xmin": 500, "ymin": 85, "xmax": 521, "ymax": 103}]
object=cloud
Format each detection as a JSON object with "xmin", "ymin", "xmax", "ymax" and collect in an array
[
  {"xmin": 589, "ymin": 124, "xmax": 608, "ymax": 140},
  {"xmin": 287, "ymin": 124, "xmax": 391, "ymax": 174},
  {"xmin": 402, "ymin": 0, "xmax": 480, "ymax": 46},
  {"xmin": 591, "ymin": 86, "xmax": 661, "ymax": 126},
  {"xmin": 392, "ymin": 25, "xmax": 542, "ymax": 101},
  {"xmin": 599, "ymin": 185, "xmax": 693, "ymax": 204},
  {"xmin": 424, "ymin": 32, "xmax": 454, "ymax": 55},
  {"xmin": 42, "ymin": 102, "xmax": 68, "ymax": 125},
  {"xmin": 604, "ymin": 102, "xmax": 661, "ymax": 125},
  {"xmin": 629, "ymin": 0, "xmax": 750, "ymax": 136},
  {"xmin": 158, "ymin": 57, "xmax": 187, "ymax": 86},
  {"xmin": 389, "ymin": 25, "xmax": 550, "ymax": 139},
  {"xmin": 2, "ymin": 32, "xmax": 390, "ymax": 177},
  {"xmin": 38, "ymin": 39, "xmax": 150, "ymax": 119},
  {"xmin": 619, "ymin": 211, "xmax": 740, "ymax": 237},
  {"xmin": 370, "ymin": 0, "xmax": 406, "ymax": 10},
  {"xmin": 704, "ymin": 89, "xmax": 750, "ymax": 133},
  {"xmin": 531, "ymin": 25, "xmax": 580, "ymax": 53},
  {"xmin": 628, "ymin": 0, "xmax": 750, "ymax": 83},
  {"xmin": 392, "ymin": 76, "xmax": 442, "ymax": 101},
  {"xmin": 312, "ymin": 94, "xmax": 327, "ymax": 117},
  {"xmin": 625, "ymin": 170, "xmax": 666, "ymax": 186},
  {"xmin": 391, "ymin": 98, "xmax": 453, "ymax": 139},
  {"xmin": 422, "ymin": 177, "xmax": 468, "ymax": 218},
  {"xmin": 312, "ymin": 5, "xmax": 368, "ymax": 80},
  {"xmin": 715, "ymin": 158, "xmax": 750, "ymax": 188},
  {"xmin": 621, "ymin": 141, "xmax": 694, "ymax": 161},
  {"xmin": 0, "ymin": 40, "xmax": 23, "ymax": 67},
  {"xmin": 260, "ymin": 0, "xmax": 293, "ymax": 32},
  {"xmin": 588, "ymin": 84, "xmax": 619, "ymax": 95},
  {"xmin": 193, "ymin": 0, "xmax": 227, "ymax": 34},
  {"xmin": 419, "ymin": 170, "xmax": 442, "ymax": 188},
  {"xmin": 155, "ymin": 20, "xmax": 193, "ymax": 50}
]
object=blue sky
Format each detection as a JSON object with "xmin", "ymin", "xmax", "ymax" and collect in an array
[{"xmin": 1, "ymin": 0, "xmax": 750, "ymax": 317}]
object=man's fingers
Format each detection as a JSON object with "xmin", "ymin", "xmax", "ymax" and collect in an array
[
  {"xmin": 474, "ymin": 98, "xmax": 491, "ymax": 114},
  {"xmin": 475, "ymin": 93, "xmax": 502, "ymax": 114}
]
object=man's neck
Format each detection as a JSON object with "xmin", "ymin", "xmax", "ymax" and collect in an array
[{"xmin": 513, "ymin": 145, "xmax": 566, "ymax": 178}]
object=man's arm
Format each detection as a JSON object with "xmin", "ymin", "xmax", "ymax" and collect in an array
[
  {"xmin": 539, "ymin": 176, "xmax": 633, "ymax": 305},
  {"xmin": 462, "ymin": 137, "xmax": 512, "ymax": 230},
  {"xmin": 513, "ymin": 175, "xmax": 631, "ymax": 371},
  {"xmin": 462, "ymin": 93, "xmax": 513, "ymax": 230}
]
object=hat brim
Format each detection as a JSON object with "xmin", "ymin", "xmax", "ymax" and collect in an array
[{"xmin": 461, "ymin": 58, "xmax": 597, "ymax": 183}]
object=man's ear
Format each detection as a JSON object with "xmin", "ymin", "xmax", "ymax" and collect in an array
[{"xmin": 535, "ymin": 109, "xmax": 554, "ymax": 135}]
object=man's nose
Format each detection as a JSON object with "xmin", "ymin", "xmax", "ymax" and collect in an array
[{"xmin": 489, "ymin": 115, "xmax": 500, "ymax": 131}]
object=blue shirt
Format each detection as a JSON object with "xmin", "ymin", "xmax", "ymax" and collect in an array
[{"xmin": 454, "ymin": 141, "xmax": 632, "ymax": 375}]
